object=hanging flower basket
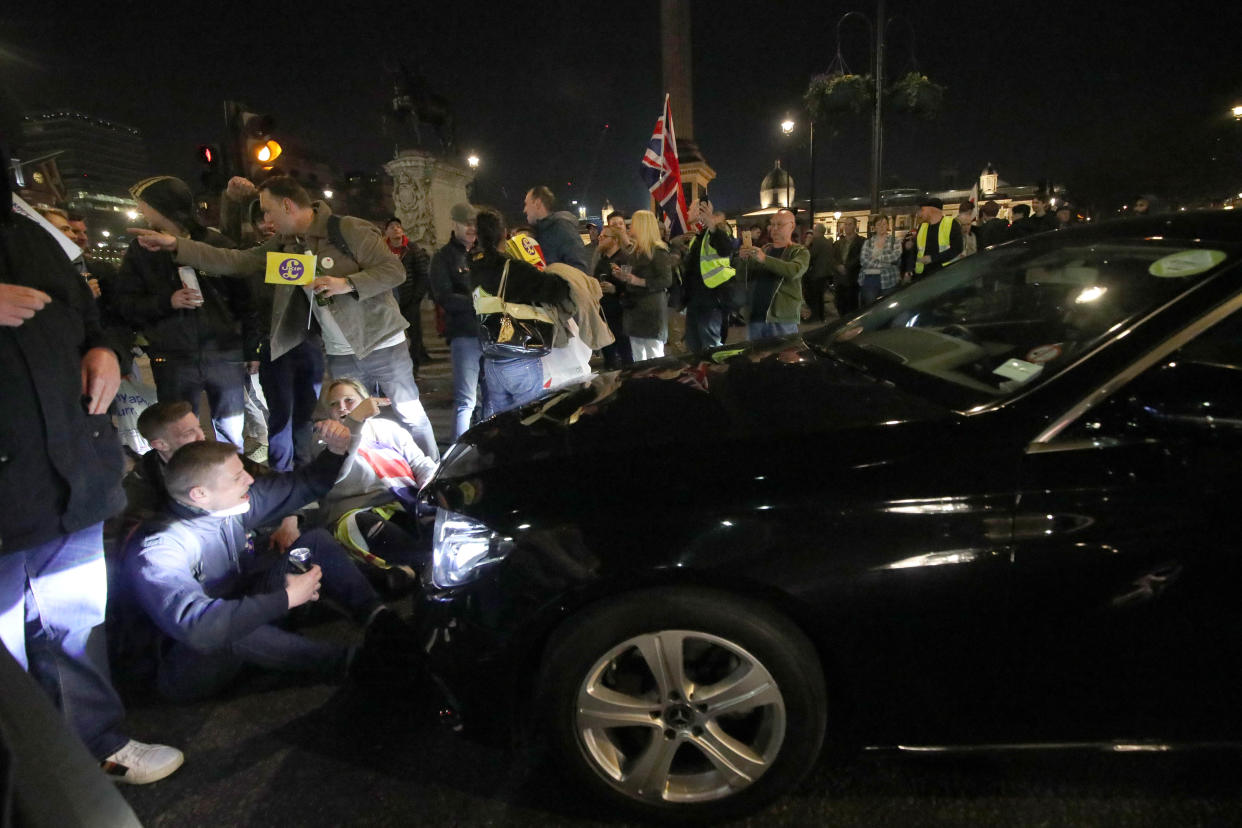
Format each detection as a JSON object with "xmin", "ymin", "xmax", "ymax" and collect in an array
[
  {"xmin": 804, "ymin": 72, "xmax": 875, "ymax": 119},
  {"xmin": 888, "ymin": 72, "xmax": 945, "ymax": 119}
]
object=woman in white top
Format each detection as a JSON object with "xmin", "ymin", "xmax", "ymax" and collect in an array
[{"xmin": 321, "ymin": 377, "xmax": 437, "ymax": 575}]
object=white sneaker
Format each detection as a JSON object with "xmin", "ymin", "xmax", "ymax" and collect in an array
[{"xmin": 101, "ymin": 739, "xmax": 184, "ymax": 785}]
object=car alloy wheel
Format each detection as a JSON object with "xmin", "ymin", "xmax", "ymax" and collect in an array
[
  {"xmin": 575, "ymin": 629, "xmax": 787, "ymax": 804},
  {"xmin": 539, "ymin": 588, "xmax": 826, "ymax": 821}
]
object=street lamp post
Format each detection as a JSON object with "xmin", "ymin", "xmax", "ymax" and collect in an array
[
  {"xmin": 780, "ymin": 117, "xmax": 795, "ymax": 210},
  {"xmin": 466, "ymin": 152, "xmax": 480, "ymax": 200},
  {"xmin": 871, "ymin": 0, "xmax": 885, "ymax": 215},
  {"xmin": 781, "ymin": 115, "xmax": 816, "ymax": 226}
]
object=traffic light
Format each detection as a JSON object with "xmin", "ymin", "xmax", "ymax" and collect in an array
[
  {"xmin": 197, "ymin": 143, "xmax": 224, "ymax": 191},
  {"xmin": 241, "ymin": 111, "xmax": 281, "ymax": 178}
]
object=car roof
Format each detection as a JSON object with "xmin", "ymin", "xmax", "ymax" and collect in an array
[{"xmin": 1056, "ymin": 210, "xmax": 1242, "ymax": 246}]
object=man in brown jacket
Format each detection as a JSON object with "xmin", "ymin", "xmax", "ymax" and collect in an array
[{"xmin": 130, "ymin": 176, "xmax": 439, "ymax": 460}]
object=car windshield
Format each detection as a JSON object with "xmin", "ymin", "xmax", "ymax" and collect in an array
[{"xmin": 808, "ymin": 234, "xmax": 1235, "ymax": 407}]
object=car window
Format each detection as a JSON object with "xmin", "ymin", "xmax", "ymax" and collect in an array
[
  {"xmin": 1052, "ymin": 296, "xmax": 1242, "ymax": 444},
  {"xmin": 813, "ymin": 238, "xmax": 1235, "ymax": 406}
]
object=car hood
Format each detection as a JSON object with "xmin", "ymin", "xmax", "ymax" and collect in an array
[{"xmin": 435, "ymin": 334, "xmax": 951, "ymax": 480}]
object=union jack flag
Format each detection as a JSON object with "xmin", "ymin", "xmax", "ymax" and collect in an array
[{"xmin": 640, "ymin": 94, "xmax": 689, "ymax": 236}]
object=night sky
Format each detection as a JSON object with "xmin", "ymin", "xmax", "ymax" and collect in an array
[{"xmin": 4, "ymin": 1, "xmax": 1242, "ymax": 216}]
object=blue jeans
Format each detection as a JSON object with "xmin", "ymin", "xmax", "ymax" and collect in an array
[
  {"xmin": 327, "ymin": 342, "xmax": 440, "ymax": 461},
  {"xmin": 450, "ymin": 335, "xmax": 485, "ymax": 441},
  {"xmin": 599, "ymin": 295, "xmax": 633, "ymax": 368},
  {"xmin": 150, "ymin": 353, "xmax": 246, "ymax": 448},
  {"xmin": 747, "ymin": 322, "xmax": 800, "ymax": 340},
  {"xmin": 0, "ymin": 523, "xmax": 127, "ymax": 760},
  {"xmin": 859, "ymin": 274, "xmax": 890, "ymax": 307},
  {"xmin": 260, "ymin": 338, "xmax": 324, "ymax": 473},
  {"xmin": 155, "ymin": 528, "xmax": 380, "ymax": 702},
  {"xmin": 684, "ymin": 304, "xmax": 724, "ymax": 353},
  {"xmin": 483, "ymin": 357, "xmax": 544, "ymax": 418}
]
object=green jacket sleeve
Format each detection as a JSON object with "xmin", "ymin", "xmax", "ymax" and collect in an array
[
  {"xmin": 339, "ymin": 217, "xmax": 406, "ymax": 300},
  {"xmin": 174, "ymin": 236, "xmax": 275, "ymax": 275},
  {"xmin": 759, "ymin": 244, "xmax": 810, "ymax": 283}
]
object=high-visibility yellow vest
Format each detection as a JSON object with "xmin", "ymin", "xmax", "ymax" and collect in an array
[
  {"xmin": 915, "ymin": 218, "xmax": 954, "ymax": 275},
  {"xmin": 699, "ymin": 233, "xmax": 736, "ymax": 288}
]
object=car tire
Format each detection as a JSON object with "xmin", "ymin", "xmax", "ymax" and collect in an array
[{"xmin": 536, "ymin": 587, "xmax": 827, "ymax": 823}]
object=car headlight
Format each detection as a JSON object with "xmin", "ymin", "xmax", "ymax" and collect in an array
[{"xmin": 431, "ymin": 508, "xmax": 515, "ymax": 588}]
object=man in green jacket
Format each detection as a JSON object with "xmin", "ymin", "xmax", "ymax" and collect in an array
[
  {"xmin": 130, "ymin": 176, "xmax": 439, "ymax": 461},
  {"xmin": 740, "ymin": 208, "xmax": 810, "ymax": 340}
]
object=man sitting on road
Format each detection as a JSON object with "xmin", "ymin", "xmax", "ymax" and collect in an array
[
  {"xmin": 122, "ymin": 400, "xmax": 301, "ymax": 546},
  {"xmin": 123, "ymin": 422, "xmax": 419, "ymax": 701}
]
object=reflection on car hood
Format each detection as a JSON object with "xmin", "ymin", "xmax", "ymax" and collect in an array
[{"xmin": 438, "ymin": 335, "xmax": 950, "ymax": 479}]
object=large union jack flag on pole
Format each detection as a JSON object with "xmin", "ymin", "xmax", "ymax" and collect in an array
[{"xmin": 640, "ymin": 94, "xmax": 689, "ymax": 236}]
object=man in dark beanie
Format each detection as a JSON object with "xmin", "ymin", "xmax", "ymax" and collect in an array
[
  {"xmin": 912, "ymin": 196, "xmax": 963, "ymax": 280},
  {"xmin": 112, "ymin": 176, "xmax": 259, "ymax": 449}
]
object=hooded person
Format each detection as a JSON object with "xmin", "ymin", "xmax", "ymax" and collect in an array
[{"xmin": 112, "ymin": 176, "xmax": 260, "ymax": 449}]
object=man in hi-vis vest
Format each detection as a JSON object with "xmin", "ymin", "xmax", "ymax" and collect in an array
[
  {"xmin": 682, "ymin": 198, "xmax": 737, "ymax": 352},
  {"xmin": 913, "ymin": 197, "xmax": 963, "ymax": 280}
]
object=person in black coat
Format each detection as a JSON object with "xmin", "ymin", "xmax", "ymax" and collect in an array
[
  {"xmin": 975, "ymin": 200, "xmax": 1010, "ymax": 249},
  {"xmin": 469, "ymin": 207, "xmax": 570, "ymax": 416},
  {"xmin": 113, "ymin": 176, "xmax": 259, "ymax": 449},
  {"xmin": 833, "ymin": 217, "xmax": 865, "ymax": 316},
  {"xmin": 1, "ymin": 148, "xmax": 183, "ymax": 784},
  {"xmin": 384, "ymin": 217, "xmax": 432, "ymax": 371}
]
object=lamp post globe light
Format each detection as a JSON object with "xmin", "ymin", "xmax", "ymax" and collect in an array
[
  {"xmin": 467, "ymin": 153, "xmax": 480, "ymax": 169},
  {"xmin": 778, "ymin": 114, "xmax": 816, "ymax": 223},
  {"xmin": 1232, "ymin": 104, "xmax": 1242, "ymax": 121}
]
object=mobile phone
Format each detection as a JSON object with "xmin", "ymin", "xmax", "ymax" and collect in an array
[{"xmin": 741, "ymin": 229, "xmax": 753, "ymax": 248}]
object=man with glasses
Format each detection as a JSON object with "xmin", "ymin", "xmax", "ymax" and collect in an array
[{"xmin": 738, "ymin": 208, "xmax": 809, "ymax": 339}]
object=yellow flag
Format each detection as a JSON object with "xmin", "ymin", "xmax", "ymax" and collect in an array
[{"xmin": 265, "ymin": 252, "xmax": 316, "ymax": 285}]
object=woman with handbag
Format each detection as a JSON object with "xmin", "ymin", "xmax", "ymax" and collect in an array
[
  {"xmin": 469, "ymin": 207, "xmax": 570, "ymax": 417},
  {"xmin": 611, "ymin": 210, "xmax": 673, "ymax": 361}
]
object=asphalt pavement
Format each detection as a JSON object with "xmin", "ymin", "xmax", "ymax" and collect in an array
[{"xmin": 115, "ymin": 616, "xmax": 1242, "ymax": 828}]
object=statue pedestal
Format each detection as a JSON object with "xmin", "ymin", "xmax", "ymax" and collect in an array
[{"xmin": 384, "ymin": 150, "xmax": 474, "ymax": 251}]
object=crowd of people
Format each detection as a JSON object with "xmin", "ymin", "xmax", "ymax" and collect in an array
[{"xmin": 2, "ymin": 124, "xmax": 1137, "ymax": 799}]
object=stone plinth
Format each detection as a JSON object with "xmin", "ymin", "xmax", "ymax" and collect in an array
[{"xmin": 384, "ymin": 149, "xmax": 474, "ymax": 251}]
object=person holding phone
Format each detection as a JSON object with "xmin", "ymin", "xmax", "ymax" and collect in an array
[
  {"xmin": 592, "ymin": 225, "xmax": 633, "ymax": 368},
  {"xmin": 681, "ymin": 197, "xmax": 737, "ymax": 352},
  {"xmin": 737, "ymin": 208, "xmax": 809, "ymax": 340}
]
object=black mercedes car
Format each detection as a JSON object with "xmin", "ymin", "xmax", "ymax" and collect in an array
[{"xmin": 417, "ymin": 212, "xmax": 1242, "ymax": 822}]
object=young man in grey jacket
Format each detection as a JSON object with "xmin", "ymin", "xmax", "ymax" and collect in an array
[
  {"xmin": 129, "ymin": 176, "xmax": 440, "ymax": 461},
  {"xmin": 123, "ymin": 423, "xmax": 416, "ymax": 700}
]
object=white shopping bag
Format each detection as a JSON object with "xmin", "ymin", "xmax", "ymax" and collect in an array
[
  {"xmin": 113, "ymin": 377, "xmax": 157, "ymax": 455},
  {"xmin": 541, "ymin": 336, "xmax": 593, "ymax": 392}
]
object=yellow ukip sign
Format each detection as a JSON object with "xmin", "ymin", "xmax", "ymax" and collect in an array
[{"xmin": 265, "ymin": 252, "xmax": 316, "ymax": 285}]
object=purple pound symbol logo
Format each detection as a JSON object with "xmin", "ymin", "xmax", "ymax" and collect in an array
[{"xmin": 279, "ymin": 258, "xmax": 305, "ymax": 282}]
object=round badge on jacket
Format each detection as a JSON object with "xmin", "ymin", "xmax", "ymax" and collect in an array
[{"xmin": 322, "ymin": 256, "xmax": 335, "ymax": 270}]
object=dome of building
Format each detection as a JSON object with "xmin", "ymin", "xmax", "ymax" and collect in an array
[{"xmin": 760, "ymin": 160, "xmax": 795, "ymax": 208}]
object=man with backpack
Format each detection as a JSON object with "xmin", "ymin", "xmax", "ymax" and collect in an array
[{"xmin": 129, "ymin": 176, "xmax": 440, "ymax": 461}]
